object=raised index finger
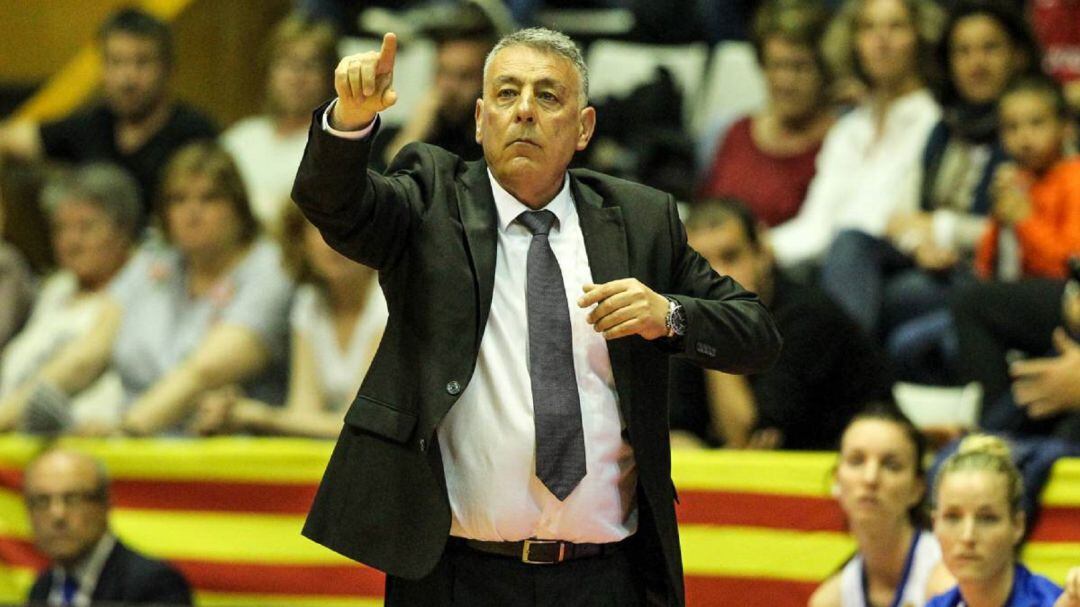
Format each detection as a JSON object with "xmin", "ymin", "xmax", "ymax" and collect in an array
[{"xmin": 377, "ymin": 32, "xmax": 397, "ymax": 74}]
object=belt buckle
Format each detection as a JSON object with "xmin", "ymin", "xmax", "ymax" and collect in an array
[{"xmin": 521, "ymin": 539, "xmax": 564, "ymax": 564}]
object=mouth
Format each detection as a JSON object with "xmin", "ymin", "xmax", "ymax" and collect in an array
[{"xmin": 508, "ymin": 138, "xmax": 539, "ymax": 148}]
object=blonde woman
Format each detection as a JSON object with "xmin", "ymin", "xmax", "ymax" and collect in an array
[{"xmin": 928, "ymin": 435, "xmax": 1080, "ymax": 607}]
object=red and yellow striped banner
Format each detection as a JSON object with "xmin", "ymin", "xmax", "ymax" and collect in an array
[{"xmin": 1, "ymin": 437, "xmax": 1077, "ymax": 606}]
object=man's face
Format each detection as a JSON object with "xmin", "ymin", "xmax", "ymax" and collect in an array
[
  {"xmin": 688, "ymin": 219, "xmax": 765, "ymax": 294},
  {"xmin": 434, "ymin": 39, "xmax": 488, "ymax": 125},
  {"xmin": 475, "ymin": 45, "xmax": 595, "ymax": 196},
  {"xmin": 24, "ymin": 453, "xmax": 109, "ymax": 567},
  {"xmin": 101, "ymin": 32, "xmax": 169, "ymax": 121}
]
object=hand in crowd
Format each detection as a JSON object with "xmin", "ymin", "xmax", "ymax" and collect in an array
[
  {"xmin": 1055, "ymin": 567, "xmax": 1080, "ymax": 607},
  {"xmin": 885, "ymin": 211, "xmax": 932, "ymax": 246},
  {"xmin": 330, "ymin": 32, "xmax": 398, "ymax": 131},
  {"xmin": 189, "ymin": 386, "xmax": 242, "ymax": 436},
  {"xmin": 1011, "ymin": 328, "xmax": 1080, "ymax": 419},
  {"xmin": 990, "ymin": 163, "xmax": 1033, "ymax": 226},
  {"xmin": 579, "ymin": 279, "xmax": 672, "ymax": 341},
  {"xmin": 913, "ymin": 242, "xmax": 958, "ymax": 272}
]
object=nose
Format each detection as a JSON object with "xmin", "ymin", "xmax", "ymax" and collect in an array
[
  {"xmin": 862, "ymin": 460, "xmax": 881, "ymax": 484},
  {"xmin": 514, "ymin": 91, "xmax": 536, "ymax": 123},
  {"xmin": 960, "ymin": 516, "xmax": 977, "ymax": 542}
]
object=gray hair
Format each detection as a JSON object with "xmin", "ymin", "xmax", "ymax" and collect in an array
[
  {"xmin": 41, "ymin": 163, "xmax": 143, "ymax": 241},
  {"xmin": 483, "ymin": 27, "xmax": 589, "ymax": 106}
]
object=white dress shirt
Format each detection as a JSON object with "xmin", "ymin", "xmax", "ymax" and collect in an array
[
  {"xmin": 323, "ymin": 103, "xmax": 637, "ymax": 543},
  {"xmin": 770, "ymin": 89, "xmax": 942, "ymax": 267}
]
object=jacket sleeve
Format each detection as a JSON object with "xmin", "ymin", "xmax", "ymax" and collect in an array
[
  {"xmin": 662, "ymin": 196, "xmax": 782, "ymax": 374},
  {"xmin": 290, "ymin": 103, "xmax": 431, "ymax": 272}
]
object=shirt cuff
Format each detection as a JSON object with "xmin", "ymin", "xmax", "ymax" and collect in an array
[
  {"xmin": 931, "ymin": 209, "xmax": 959, "ymax": 249},
  {"xmin": 321, "ymin": 98, "xmax": 378, "ymax": 140}
]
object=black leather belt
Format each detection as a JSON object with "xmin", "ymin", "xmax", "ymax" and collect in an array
[{"xmin": 449, "ymin": 537, "xmax": 621, "ymax": 565}]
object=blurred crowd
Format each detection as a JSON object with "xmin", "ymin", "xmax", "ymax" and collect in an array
[{"xmin": 1, "ymin": 0, "xmax": 1079, "ymax": 604}]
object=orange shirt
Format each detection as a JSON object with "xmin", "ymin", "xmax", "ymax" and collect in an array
[{"xmin": 976, "ymin": 157, "xmax": 1080, "ymax": 278}]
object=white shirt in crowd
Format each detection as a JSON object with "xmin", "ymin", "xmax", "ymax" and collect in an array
[
  {"xmin": 220, "ymin": 116, "xmax": 308, "ymax": 232},
  {"xmin": 770, "ymin": 89, "xmax": 942, "ymax": 267}
]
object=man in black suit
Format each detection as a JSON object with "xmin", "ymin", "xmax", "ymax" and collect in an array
[
  {"xmin": 294, "ymin": 27, "xmax": 782, "ymax": 606},
  {"xmin": 24, "ymin": 449, "xmax": 191, "ymax": 606}
]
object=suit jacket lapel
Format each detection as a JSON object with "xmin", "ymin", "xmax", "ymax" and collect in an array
[
  {"xmin": 571, "ymin": 175, "xmax": 635, "ymax": 427},
  {"xmin": 458, "ymin": 160, "xmax": 498, "ymax": 347}
]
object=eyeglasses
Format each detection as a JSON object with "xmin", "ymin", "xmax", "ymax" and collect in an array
[{"xmin": 25, "ymin": 491, "xmax": 105, "ymax": 511}]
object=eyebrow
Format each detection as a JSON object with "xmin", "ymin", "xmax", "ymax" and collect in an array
[{"xmin": 492, "ymin": 75, "xmax": 568, "ymax": 93}]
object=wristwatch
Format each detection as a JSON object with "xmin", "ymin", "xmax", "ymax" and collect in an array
[{"xmin": 665, "ymin": 297, "xmax": 686, "ymax": 338}]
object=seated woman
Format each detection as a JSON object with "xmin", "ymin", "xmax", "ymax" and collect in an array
[
  {"xmin": 191, "ymin": 204, "xmax": 387, "ymax": 438},
  {"xmin": 819, "ymin": 0, "xmax": 1040, "ymax": 358},
  {"xmin": 769, "ymin": 0, "xmax": 944, "ymax": 270},
  {"xmin": 0, "ymin": 164, "xmax": 141, "ymax": 432},
  {"xmin": 927, "ymin": 434, "xmax": 1080, "ymax": 607},
  {"xmin": 696, "ymin": 0, "xmax": 834, "ymax": 227},
  {"xmin": 811, "ymin": 403, "xmax": 954, "ymax": 607},
  {"xmin": 0, "ymin": 142, "xmax": 294, "ymax": 435}
]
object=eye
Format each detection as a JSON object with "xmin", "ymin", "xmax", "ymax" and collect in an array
[
  {"xmin": 539, "ymin": 91, "xmax": 558, "ymax": 102},
  {"xmin": 497, "ymin": 88, "xmax": 517, "ymax": 99},
  {"xmin": 977, "ymin": 512, "xmax": 1000, "ymax": 524}
]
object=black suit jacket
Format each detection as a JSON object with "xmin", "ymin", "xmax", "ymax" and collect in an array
[
  {"xmin": 28, "ymin": 539, "xmax": 192, "ymax": 606},
  {"xmin": 293, "ymin": 106, "xmax": 782, "ymax": 606}
]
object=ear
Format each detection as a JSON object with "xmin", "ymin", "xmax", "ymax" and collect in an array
[
  {"xmin": 911, "ymin": 475, "xmax": 927, "ymax": 509},
  {"xmin": 576, "ymin": 106, "xmax": 596, "ymax": 151},
  {"xmin": 474, "ymin": 98, "xmax": 484, "ymax": 144},
  {"xmin": 1012, "ymin": 510, "xmax": 1026, "ymax": 546}
]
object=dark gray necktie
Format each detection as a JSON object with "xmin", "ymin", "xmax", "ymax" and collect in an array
[{"xmin": 517, "ymin": 210, "xmax": 586, "ymax": 501}]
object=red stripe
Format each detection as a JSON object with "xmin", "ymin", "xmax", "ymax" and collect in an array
[
  {"xmin": 0, "ymin": 536, "xmax": 48, "ymax": 570},
  {"xmin": 108, "ymin": 479, "xmax": 316, "ymax": 514},
  {"xmin": 685, "ymin": 574, "xmax": 816, "ymax": 607},
  {"xmin": 0, "ymin": 468, "xmax": 23, "ymax": 490},
  {"xmin": 1028, "ymin": 506, "xmax": 1080, "ymax": 542},
  {"xmin": 677, "ymin": 490, "xmax": 846, "ymax": 532},
  {"xmin": 171, "ymin": 560, "xmax": 385, "ymax": 596}
]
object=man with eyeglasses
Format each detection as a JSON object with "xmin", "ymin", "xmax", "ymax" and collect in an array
[{"xmin": 24, "ymin": 449, "xmax": 191, "ymax": 607}]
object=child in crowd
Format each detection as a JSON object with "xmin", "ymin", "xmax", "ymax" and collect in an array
[{"xmin": 977, "ymin": 76, "xmax": 1080, "ymax": 280}]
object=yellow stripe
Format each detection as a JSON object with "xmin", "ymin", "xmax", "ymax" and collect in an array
[
  {"xmin": 0, "ymin": 489, "xmax": 30, "ymax": 540},
  {"xmin": 680, "ymin": 524, "xmax": 854, "ymax": 581},
  {"xmin": 1042, "ymin": 459, "xmax": 1080, "ymax": 506},
  {"xmin": 1021, "ymin": 542, "xmax": 1080, "ymax": 584},
  {"xmin": 0, "ymin": 436, "xmax": 333, "ymax": 483},
  {"xmin": 673, "ymin": 450, "xmax": 837, "ymax": 496},
  {"xmin": 112, "ymin": 510, "xmax": 354, "ymax": 565},
  {"xmin": 0, "ymin": 563, "xmax": 38, "ymax": 605},
  {"xmin": 196, "ymin": 593, "xmax": 383, "ymax": 607}
]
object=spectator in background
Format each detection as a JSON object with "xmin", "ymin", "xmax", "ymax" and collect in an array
[
  {"xmin": 0, "ymin": 169, "xmax": 35, "ymax": 351},
  {"xmin": 372, "ymin": 4, "xmax": 497, "ymax": 170},
  {"xmin": 0, "ymin": 8, "xmax": 218, "ymax": 217},
  {"xmin": 819, "ymin": 0, "xmax": 1040, "ymax": 379},
  {"xmin": 697, "ymin": 0, "xmax": 835, "ymax": 227},
  {"xmin": 952, "ymin": 275, "xmax": 1080, "ymax": 441},
  {"xmin": 810, "ymin": 404, "xmax": 953, "ymax": 607},
  {"xmin": 976, "ymin": 76, "xmax": 1080, "ymax": 281},
  {"xmin": 0, "ymin": 142, "xmax": 293, "ymax": 436},
  {"xmin": 221, "ymin": 14, "xmax": 338, "ymax": 233},
  {"xmin": 927, "ymin": 435, "xmax": 1080, "ymax": 607},
  {"xmin": 1011, "ymin": 276, "xmax": 1080, "ymax": 425},
  {"xmin": 769, "ymin": 0, "xmax": 944, "ymax": 271},
  {"xmin": 1029, "ymin": 0, "xmax": 1080, "ymax": 117},
  {"xmin": 191, "ymin": 204, "xmax": 387, "ymax": 438},
  {"xmin": 24, "ymin": 448, "xmax": 192, "ymax": 606},
  {"xmin": 669, "ymin": 199, "xmax": 892, "ymax": 450},
  {"xmin": 0, "ymin": 164, "xmax": 140, "ymax": 434}
]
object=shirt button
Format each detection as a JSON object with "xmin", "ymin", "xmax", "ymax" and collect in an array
[{"xmin": 446, "ymin": 381, "xmax": 461, "ymax": 395}]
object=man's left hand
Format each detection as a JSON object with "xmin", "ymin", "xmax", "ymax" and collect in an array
[
  {"xmin": 1012, "ymin": 328, "xmax": 1080, "ymax": 419},
  {"xmin": 579, "ymin": 279, "xmax": 670, "ymax": 340},
  {"xmin": 1053, "ymin": 567, "xmax": 1080, "ymax": 607}
]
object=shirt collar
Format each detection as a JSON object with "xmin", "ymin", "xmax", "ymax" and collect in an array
[
  {"xmin": 52, "ymin": 532, "xmax": 116, "ymax": 601},
  {"xmin": 487, "ymin": 169, "xmax": 574, "ymax": 233}
]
